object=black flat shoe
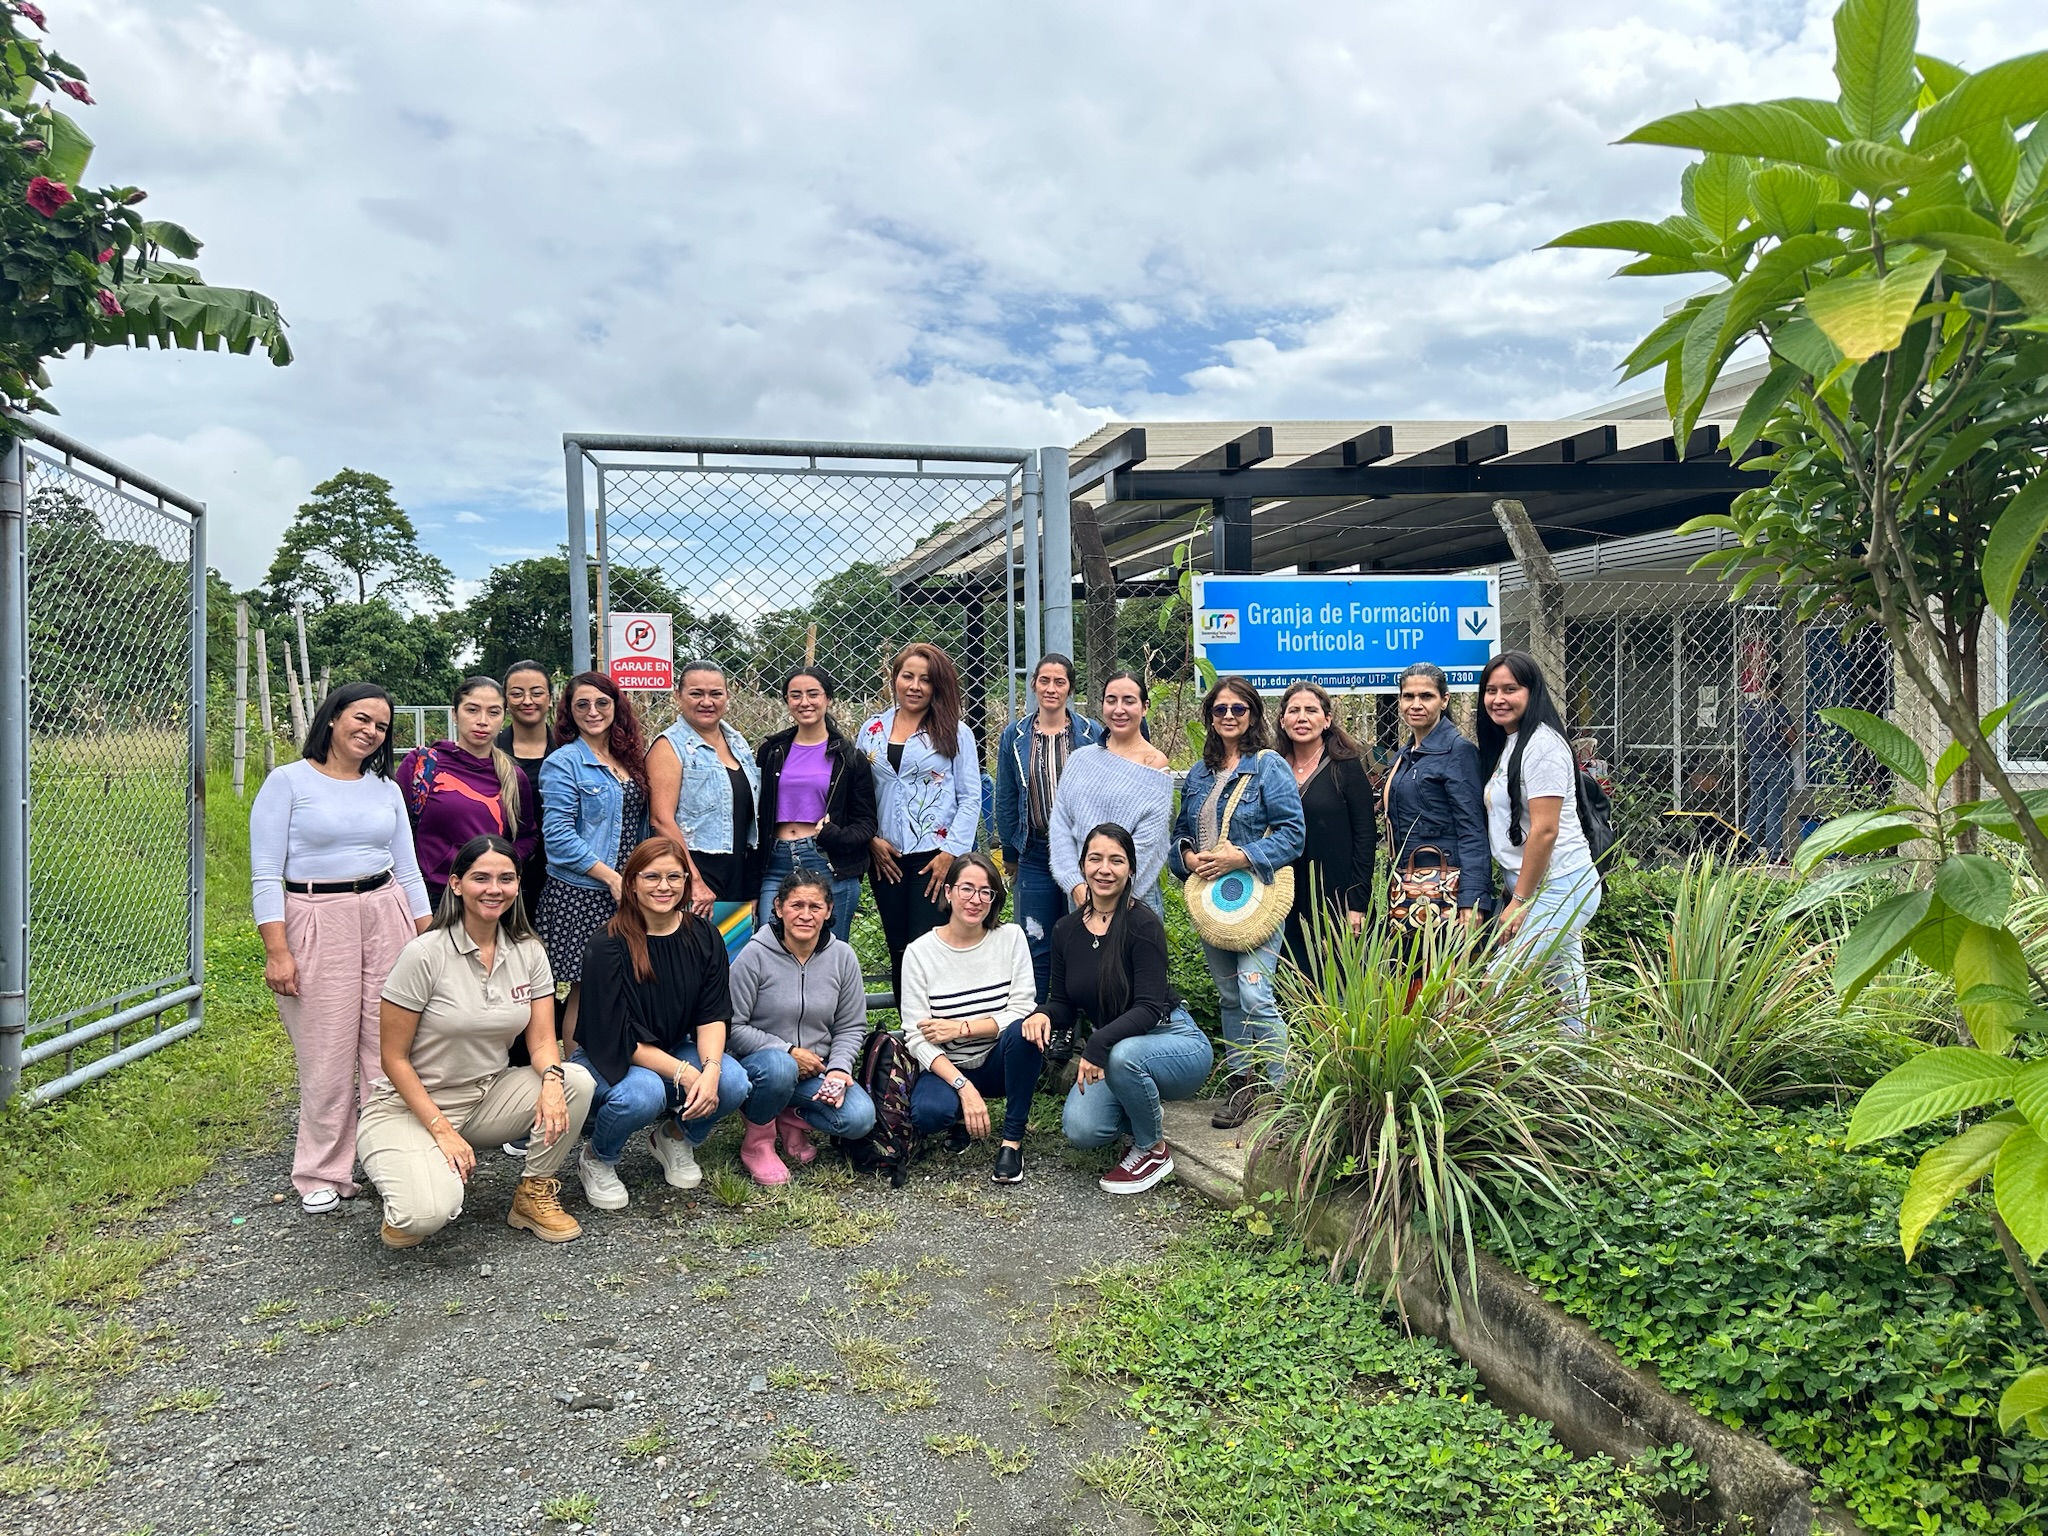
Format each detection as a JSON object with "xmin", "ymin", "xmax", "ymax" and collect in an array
[
  {"xmin": 991, "ymin": 1144, "xmax": 1024, "ymax": 1185},
  {"xmin": 946, "ymin": 1123, "xmax": 973, "ymax": 1157}
]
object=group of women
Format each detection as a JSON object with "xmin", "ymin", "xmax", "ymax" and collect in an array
[{"xmin": 248, "ymin": 637, "xmax": 1599, "ymax": 1246}]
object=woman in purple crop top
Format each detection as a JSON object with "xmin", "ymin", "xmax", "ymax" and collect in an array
[{"xmin": 752, "ymin": 667, "xmax": 878, "ymax": 943}]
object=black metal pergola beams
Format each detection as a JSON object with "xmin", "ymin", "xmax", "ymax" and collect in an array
[
  {"xmin": 1294, "ymin": 425, "xmax": 1397, "ymax": 470},
  {"xmin": 1187, "ymin": 426, "xmax": 1274, "ymax": 473},
  {"xmin": 1498, "ymin": 424, "xmax": 1619, "ymax": 465},
  {"xmin": 1111, "ymin": 454, "xmax": 1762, "ymax": 503}
]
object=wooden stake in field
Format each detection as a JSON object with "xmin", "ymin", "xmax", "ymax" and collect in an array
[
  {"xmin": 282, "ymin": 647, "xmax": 308, "ymax": 741},
  {"xmin": 253, "ymin": 627, "xmax": 277, "ymax": 773},
  {"xmin": 805, "ymin": 622, "xmax": 818, "ymax": 667},
  {"xmin": 294, "ymin": 608, "xmax": 316, "ymax": 723},
  {"xmin": 233, "ymin": 600, "xmax": 250, "ymax": 798},
  {"xmin": 318, "ymin": 665, "xmax": 331, "ymax": 708}
]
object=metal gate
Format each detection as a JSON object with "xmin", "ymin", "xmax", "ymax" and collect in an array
[
  {"xmin": 565, "ymin": 436, "xmax": 1060, "ymax": 753},
  {"xmin": 0, "ymin": 425, "xmax": 206, "ymax": 1107}
]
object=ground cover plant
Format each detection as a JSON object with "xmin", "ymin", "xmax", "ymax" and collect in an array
[
  {"xmin": 1056, "ymin": 1220, "xmax": 1695, "ymax": 1535},
  {"xmin": 1518, "ymin": 1104, "xmax": 2048, "ymax": 1534}
]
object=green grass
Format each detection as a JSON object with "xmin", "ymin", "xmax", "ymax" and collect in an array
[
  {"xmin": 1, "ymin": 768, "xmax": 296, "ymax": 1494},
  {"xmin": 766, "ymin": 1427, "xmax": 854, "ymax": 1485}
]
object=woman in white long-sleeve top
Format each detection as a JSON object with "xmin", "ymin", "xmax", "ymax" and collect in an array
[{"xmin": 250, "ymin": 683, "xmax": 434, "ymax": 1214}]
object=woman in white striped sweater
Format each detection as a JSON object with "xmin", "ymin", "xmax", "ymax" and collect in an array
[
  {"xmin": 896, "ymin": 852, "xmax": 1043, "ymax": 1186},
  {"xmin": 1049, "ymin": 672, "xmax": 1173, "ymax": 918}
]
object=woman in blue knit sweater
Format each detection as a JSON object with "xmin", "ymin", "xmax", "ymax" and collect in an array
[{"xmin": 1049, "ymin": 672, "xmax": 1173, "ymax": 920}]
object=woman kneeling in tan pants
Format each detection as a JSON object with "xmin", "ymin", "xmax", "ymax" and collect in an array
[{"xmin": 359, "ymin": 833, "xmax": 595, "ymax": 1248}]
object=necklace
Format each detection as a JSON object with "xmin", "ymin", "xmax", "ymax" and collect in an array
[
  {"xmin": 1291, "ymin": 748, "xmax": 1322, "ymax": 783},
  {"xmin": 1084, "ymin": 908, "xmax": 1113, "ymax": 949}
]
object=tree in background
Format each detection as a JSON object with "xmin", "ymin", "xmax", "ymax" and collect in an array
[
  {"xmin": 264, "ymin": 469, "xmax": 453, "ymax": 612},
  {"xmin": 459, "ymin": 550, "xmax": 688, "ymax": 681},
  {"xmin": 306, "ymin": 602, "xmax": 460, "ymax": 704},
  {"xmin": 1, "ymin": 5, "xmax": 289, "ymax": 427}
]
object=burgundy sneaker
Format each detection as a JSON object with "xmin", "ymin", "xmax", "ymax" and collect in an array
[{"xmin": 1099, "ymin": 1142, "xmax": 1175, "ymax": 1195}]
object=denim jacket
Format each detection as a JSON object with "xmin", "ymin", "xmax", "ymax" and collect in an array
[
  {"xmin": 857, "ymin": 709, "xmax": 982, "ymax": 857},
  {"xmin": 539, "ymin": 740, "xmax": 650, "ymax": 890},
  {"xmin": 656, "ymin": 720, "xmax": 762, "ymax": 855},
  {"xmin": 1383, "ymin": 715, "xmax": 1493, "ymax": 911},
  {"xmin": 993, "ymin": 710, "xmax": 1104, "ymax": 857},
  {"xmin": 1168, "ymin": 749, "xmax": 1306, "ymax": 884}
]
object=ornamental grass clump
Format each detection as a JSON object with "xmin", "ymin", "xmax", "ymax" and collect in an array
[{"xmin": 1268, "ymin": 907, "xmax": 1633, "ymax": 1322}]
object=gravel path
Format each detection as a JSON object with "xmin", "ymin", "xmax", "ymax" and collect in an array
[{"xmin": 21, "ymin": 1120, "xmax": 1185, "ymax": 1536}]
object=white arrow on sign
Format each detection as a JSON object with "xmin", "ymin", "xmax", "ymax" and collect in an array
[{"xmin": 1457, "ymin": 606, "xmax": 1498, "ymax": 641}]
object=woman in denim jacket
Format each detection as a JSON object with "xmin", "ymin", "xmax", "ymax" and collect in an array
[
  {"xmin": 858, "ymin": 642, "xmax": 983, "ymax": 1004},
  {"xmin": 649, "ymin": 661, "xmax": 762, "ymax": 957},
  {"xmin": 537, "ymin": 672, "xmax": 652, "ymax": 1051},
  {"xmin": 1168, "ymin": 677, "xmax": 1305, "ymax": 1127},
  {"xmin": 1382, "ymin": 662, "xmax": 1492, "ymax": 927}
]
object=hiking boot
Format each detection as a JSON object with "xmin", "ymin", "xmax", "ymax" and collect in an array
[
  {"xmin": 1210, "ymin": 1074, "xmax": 1256, "ymax": 1130},
  {"xmin": 506, "ymin": 1176, "xmax": 583, "ymax": 1243},
  {"xmin": 740, "ymin": 1118, "xmax": 791, "ymax": 1186},
  {"xmin": 1044, "ymin": 1018, "xmax": 1076, "ymax": 1066},
  {"xmin": 647, "ymin": 1124, "xmax": 703, "ymax": 1190},
  {"xmin": 776, "ymin": 1108, "xmax": 818, "ymax": 1166},
  {"xmin": 380, "ymin": 1219, "xmax": 426, "ymax": 1250},
  {"xmin": 576, "ymin": 1146, "xmax": 630, "ymax": 1211},
  {"xmin": 1099, "ymin": 1142, "xmax": 1175, "ymax": 1195},
  {"xmin": 991, "ymin": 1143, "xmax": 1024, "ymax": 1185}
]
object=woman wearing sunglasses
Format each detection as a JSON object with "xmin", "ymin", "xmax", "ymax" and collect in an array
[{"xmin": 1168, "ymin": 677, "xmax": 1304, "ymax": 1130}]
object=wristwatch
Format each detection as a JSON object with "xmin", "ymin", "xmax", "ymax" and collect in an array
[{"xmin": 947, "ymin": 1074, "xmax": 968, "ymax": 1092}]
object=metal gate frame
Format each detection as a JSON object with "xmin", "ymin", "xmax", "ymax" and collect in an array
[{"xmin": 0, "ymin": 422, "xmax": 206, "ymax": 1108}]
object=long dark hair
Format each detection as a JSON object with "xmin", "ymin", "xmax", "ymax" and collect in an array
[
  {"xmin": 431, "ymin": 834, "xmax": 537, "ymax": 942},
  {"xmin": 607, "ymin": 835, "xmax": 696, "ymax": 983},
  {"xmin": 553, "ymin": 671, "xmax": 650, "ymax": 795},
  {"xmin": 1276, "ymin": 680, "xmax": 1361, "ymax": 763},
  {"xmin": 938, "ymin": 851, "xmax": 1007, "ymax": 930},
  {"xmin": 1477, "ymin": 651, "xmax": 1574, "ymax": 849},
  {"xmin": 1198, "ymin": 676, "xmax": 1269, "ymax": 770},
  {"xmin": 303, "ymin": 682, "xmax": 397, "ymax": 779},
  {"xmin": 1079, "ymin": 823, "xmax": 1140, "ymax": 1022},
  {"xmin": 889, "ymin": 642, "xmax": 964, "ymax": 760}
]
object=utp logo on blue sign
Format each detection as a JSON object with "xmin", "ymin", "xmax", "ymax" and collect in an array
[{"xmin": 1191, "ymin": 572, "xmax": 1500, "ymax": 694}]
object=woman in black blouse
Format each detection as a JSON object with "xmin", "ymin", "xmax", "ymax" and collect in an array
[
  {"xmin": 1023, "ymin": 824, "xmax": 1213, "ymax": 1196},
  {"xmin": 1274, "ymin": 681, "xmax": 1378, "ymax": 975}
]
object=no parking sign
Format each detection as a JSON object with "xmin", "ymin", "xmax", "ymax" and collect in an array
[{"xmin": 606, "ymin": 612, "xmax": 674, "ymax": 691}]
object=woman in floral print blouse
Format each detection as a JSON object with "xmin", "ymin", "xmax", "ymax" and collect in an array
[{"xmin": 858, "ymin": 643, "xmax": 984, "ymax": 1004}]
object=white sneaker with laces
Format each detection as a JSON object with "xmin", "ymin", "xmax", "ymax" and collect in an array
[
  {"xmin": 576, "ymin": 1147, "xmax": 630, "ymax": 1210},
  {"xmin": 300, "ymin": 1188, "xmax": 341, "ymax": 1215},
  {"xmin": 647, "ymin": 1126, "xmax": 703, "ymax": 1190}
]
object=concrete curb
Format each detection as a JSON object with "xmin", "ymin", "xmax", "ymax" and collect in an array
[{"xmin": 1161, "ymin": 1099, "xmax": 1861, "ymax": 1536}]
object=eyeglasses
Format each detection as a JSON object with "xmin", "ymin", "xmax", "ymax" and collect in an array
[
  {"xmin": 573, "ymin": 698, "xmax": 613, "ymax": 713},
  {"xmin": 949, "ymin": 885, "xmax": 995, "ymax": 903},
  {"xmin": 1210, "ymin": 702, "xmax": 1251, "ymax": 718},
  {"xmin": 638, "ymin": 872, "xmax": 689, "ymax": 886}
]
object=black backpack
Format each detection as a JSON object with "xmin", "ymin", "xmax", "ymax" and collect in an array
[
  {"xmin": 1506, "ymin": 733, "xmax": 1618, "ymax": 882},
  {"xmin": 838, "ymin": 1031, "xmax": 921, "ymax": 1188}
]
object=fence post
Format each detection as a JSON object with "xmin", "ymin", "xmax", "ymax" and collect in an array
[
  {"xmin": 566, "ymin": 441, "xmax": 593, "ymax": 674},
  {"xmin": 283, "ymin": 647, "xmax": 307, "ymax": 740},
  {"xmin": 1020, "ymin": 450, "xmax": 1042, "ymax": 674},
  {"xmin": 294, "ymin": 608, "xmax": 315, "ymax": 723},
  {"xmin": 253, "ymin": 627, "xmax": 277, "ymax": 773},
  {"xmin": 185, "ymin": 496, "xmax": 207, "ymax": 1043},
  {"xmin": 0, "ymin": 439, "xmax": 27, "ymax": 1107},
  {"xmin": 1040, "ymin": 445, "xmax": 1073, "ymax": 659},
  {"xmin": 233, "ymin": 600, "xmax": 249, "ymax": 798}
]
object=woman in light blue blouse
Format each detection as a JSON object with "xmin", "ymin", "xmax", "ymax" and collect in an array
[{"xmin": 858, "ymin": 642, "xmax": 983, "ymax": 1004}]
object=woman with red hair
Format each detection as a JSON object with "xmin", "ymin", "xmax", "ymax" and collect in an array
[{"xmin": 536, "ymin": 672, "xmax": 651, "ymax": 1051}]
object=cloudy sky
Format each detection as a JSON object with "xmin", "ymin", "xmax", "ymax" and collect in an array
[{"xmin": 37, "ymin": 0, "xmax": 2048, "ymax": 590}]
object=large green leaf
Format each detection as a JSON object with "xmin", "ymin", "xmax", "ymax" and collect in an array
[
  {"xmin": 1932, "ymin": 739, "xmax": 1970, "ymax": 791},
  {"xmin": 1882, "ymin": 201, "xmax": 2006, "ymax": 243},
  {"xmin": 1916, "ymin": 49, "xmax": 2048, "ymax": 149},
  {"xmin": 1770, "ymin": 315, "xmax": 1844, "ymax": 377},
  {"xmin": 2017, "ymin": 120, "xmax": 2048, "ymax": 207},
  {"xmin": 1777, "ymin": 858, "xmax": 1905, "ymax": 918},
  {"xmin": 1998, "ymin": 1366, "xmax": 2048, "ymax": 1434},
  {"xmin": 1957, "ymin": 786, "xmax": 2048, "ymax": 844},
  {"xmin": 1621, "ymin": 102, "xmax": 1833, "ymax": 167},
  {"xmin": 1908, "ymin": 232, "xmax": 2048, "ymax": 314},
  {"xmin": 1677, "ymin": 289, "xmax": 1736, "ymax": 439},
  {"xmin": 1617, "ymin": 306, "xmax": 1695, "ymax": 384},
  {"xmin": 1749, "ymin": 165, "xmax": 1827, "ymax": 239},
  {"xmin": 1964, "ymin": 119, "xmax": 2023, "ymax": 211},
  {"xmin": 2014, "ymin": 1060, "xmax": 2048, "ymax": 1137},
  {"xmin": 1827, "ymin": 137, "xmax": 1962, "ymax": 195},
  {"xmin": 1724, "ymin": 359, "xmax": 1805, "ymax": 457},
  {"xmin": 139, "ymin": 220, "xmax": 203, "ymax": 260},
  {"xmin": 1934, "ymin": 854, "xmax": 2014, "ymax": 926},
  {"xmin": 1993, "ymin": 1126, "xmax": 2048, "ymax": 1261},
  {"xmin": 1682, "ymin": 153, "xmax": 1753, "ymax": 246},
  {"xmin": 1901, "ymin": 1117, "xmax": 2017, "ymax": 1257},
  {"xmin": 1544, "ymin": 219, "xmax": 1700, "ymax": 259},
  {"xmin": 96, "ymin": 282, "xmax": 293, "ymax": 367},
  {"xmin": 41, "ymin": 106, "xmax": 91, "ymax": 184},
  {"xmin": 1834, "ymin": 887, "xmax": 1934, "ymax": 1002},
  {"xmin": 1814, "ymin": 705, "xmax": 1927, "ymax": 782},
  {"xmin": 1803, "ymin": 258, "xmax": 1944, "ymax": 362},
  {"xmin": 1909, "ymin": 893, "xmax": 1972, "ymax": 973},
  {"xmin": 1915, "ymin": 53, "xmax": 1969, "ymax": 103},
  {"xmin": 1767, "ymin": 97, "xmax": 1850, "ymax": 141},
  {"xmin": 1833, "ymin": 0, "xmax": 1921, "ymax": 141},
  {"xmin": 1847, "ymin": 1046, "xmax": 2017, "ymax": 1145},
  {"xmin": 1956, "ymin": 922, "xmax": 2031, "ymax": 1054},
  {"xmin": 1982, "ymin": 471, "xmax": 2048, "ymax": 620},
  {"xmin": 1718, "ymin": 234, "xmax": 1850, "ymax": 350},
  {"xmin": 1792, "ymin": 808, "xmax": 1921, "ymax": 870}
]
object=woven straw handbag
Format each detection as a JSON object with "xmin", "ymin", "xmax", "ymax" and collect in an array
[{"xmin": 1183, "ymin": 769, "xmax": 1295, "ymax": 952}]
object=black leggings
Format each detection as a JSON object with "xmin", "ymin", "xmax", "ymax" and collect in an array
[{"xmin": 872, "ymin": 848, "xmax": 945, "ymax": 1005}]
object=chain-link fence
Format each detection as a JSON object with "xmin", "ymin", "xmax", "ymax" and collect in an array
[
  {"xmin": 0, "ymin": 429, "xmax": 205, "ymax": 1108},
  {"xmin": 575, "ymin": 440, "xmax": 1030, "ymax": 754}
]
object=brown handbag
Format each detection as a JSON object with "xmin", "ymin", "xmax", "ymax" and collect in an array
[{"xmin": 1382, "ymin": 760, "xmax": 1463, "ymax": 931}]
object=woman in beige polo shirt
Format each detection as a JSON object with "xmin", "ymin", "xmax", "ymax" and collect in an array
[{"xmin": 359, "ymin": 834, "xmax": 596, "ymax": 1248}]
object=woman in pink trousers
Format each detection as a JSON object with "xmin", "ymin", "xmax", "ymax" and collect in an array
[{"xmin": 251, "ymin": 683, "xmax": 434, "ymax": 1212}]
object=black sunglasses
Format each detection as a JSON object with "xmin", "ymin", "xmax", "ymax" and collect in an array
[{"xmin": 1210, "ymin": 701, "xmax": 1251, "ymax": 718}]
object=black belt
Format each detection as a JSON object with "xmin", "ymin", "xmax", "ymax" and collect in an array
[{"xmin": 284, "ymin": 870, "xmax": 393, "ymax": 895}]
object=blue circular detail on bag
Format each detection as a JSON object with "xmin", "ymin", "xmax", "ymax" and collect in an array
[{"xmin": 1211, "ymin": 872, "xmax": 1254, "ymax": 912}]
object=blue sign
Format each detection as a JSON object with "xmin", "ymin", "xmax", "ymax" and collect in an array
[{"xmin": 1191, "ymin": 572, "xmax": 1500, "ymax": 692}]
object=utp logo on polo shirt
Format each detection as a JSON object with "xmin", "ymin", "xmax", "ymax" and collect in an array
[{"xmin": 511, "ymin": 981, "xmax": 534, "ymax": 1004}]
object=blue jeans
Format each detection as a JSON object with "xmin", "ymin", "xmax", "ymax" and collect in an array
[
  {"xmin": 758, "ymin": 836, "xmax": 861, "ymax": 943},
  {"xmin": 737, "ymin": 1047, "xmax": 877, "ymax": 1138},
  {"xmin": 1202, "ymin": 929, "xmax": 1286, "ymax": 1084},
  {"xmin": 1011, "ymin": 836, "xmax": 1063, "ymax": 1001},
  {"xmin": 1062, "ymin": 1007, "xmax": 1213, "ymax": 1150},
  {"xmin": 571, "ymin": 1046, "xmax": 750, "ymax": 1160},
  {"xmin": 1491, "ymin": 862, "xmax": 1602, "ymax": 1034},
  {"xmin": 907, "ymin": 1020, "xmax": 1045, "ymax": 1144},
  {"xmin": 1743, "ymin": 758, "xmax": 1794, "ymax": 860}
]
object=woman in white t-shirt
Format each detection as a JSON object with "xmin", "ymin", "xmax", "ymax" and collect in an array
[{"xmin": 1477, "ymin": 652, "xmax": 1601, "ymax": 1032}]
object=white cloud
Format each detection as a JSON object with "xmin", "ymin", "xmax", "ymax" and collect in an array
[{"xmin": 31, "ymin": 0, "xmax": 2048, "ymax": 593}]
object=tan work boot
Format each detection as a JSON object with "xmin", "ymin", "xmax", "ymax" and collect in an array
[
  {"xmin": 507, "ymin": 1176, "xmax": 583, "ymax": 1243},
  {"xmin": 380, "ymin": 1220, "xmax": 425, "ymax": 1250}
]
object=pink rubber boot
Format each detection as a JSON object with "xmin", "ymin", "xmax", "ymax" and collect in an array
[
  {"xmin": 739, "ymin": 1118, "xmax": 790, "ymax": 1186},
  {"xmin": 776, "ymin": 1109, "xmax": 817, "ymax": 1166}
]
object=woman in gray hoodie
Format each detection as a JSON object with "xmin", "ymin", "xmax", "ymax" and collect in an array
[{"xmin": 727, "ymin": 868, "xmax": 876, "ymax": 1184}]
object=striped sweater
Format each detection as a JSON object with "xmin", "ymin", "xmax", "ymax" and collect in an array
[{"xmin": 896, "ymin": 924, "xmax": 1036, "ymax": 1072}]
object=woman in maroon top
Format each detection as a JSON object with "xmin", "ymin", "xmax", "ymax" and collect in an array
[{"xmin": 398, "ymin": 676, "xmax": 536, "ymax": 910}]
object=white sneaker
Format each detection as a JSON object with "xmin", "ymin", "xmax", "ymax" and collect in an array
[
  {"xmin": 300, "ymin": 1188, "xmax": 341, "ymax": 1215},
  {"xmin": 501, "ymin": 1139, "xmax": 530, "ymax": 1159},
  {"xmin": 647, "ymin": 1125, "xmax": 702, "ymax": 1190},
  {"xmin": 576, "ymin": 1147, "xmax": 630, "ymax": 1211}
]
